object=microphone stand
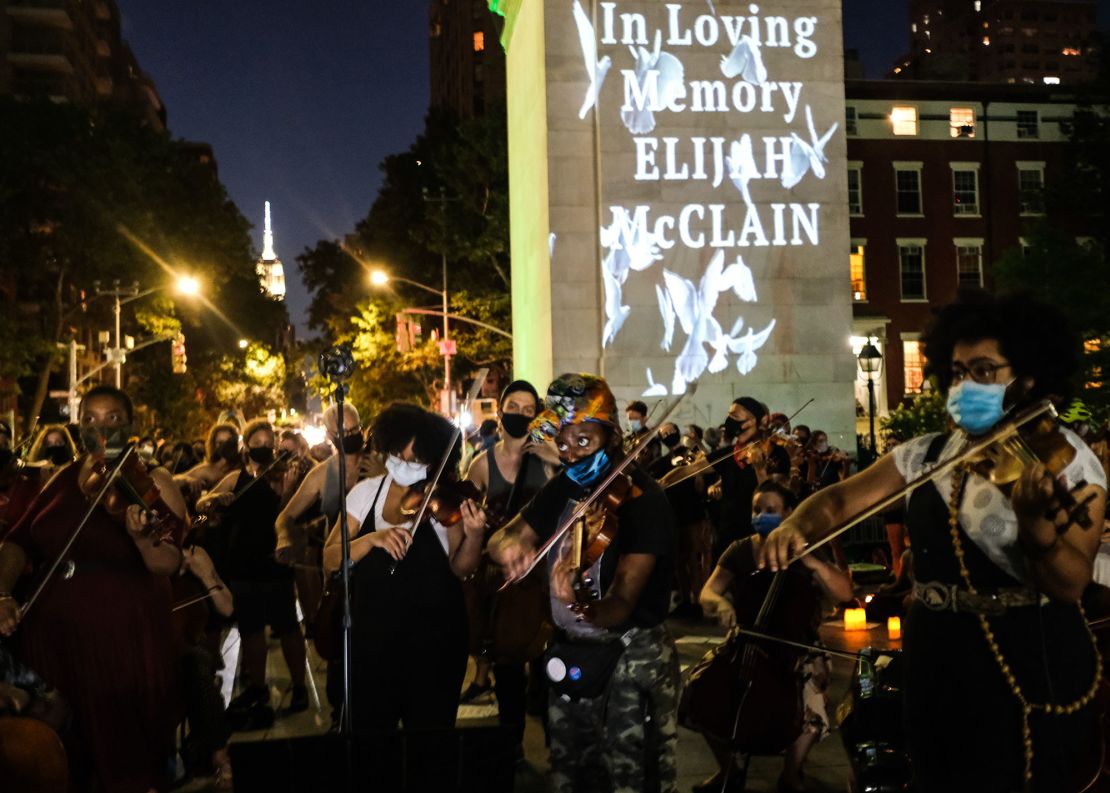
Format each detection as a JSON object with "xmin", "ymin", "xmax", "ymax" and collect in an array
[{"xmin": 334, "ymin": 380, "xmax": 355, "ymax": 737}]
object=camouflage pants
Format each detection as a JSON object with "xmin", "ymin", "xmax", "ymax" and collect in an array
[{"xmin": 548, "ymin": 625, "xmax": 679, "ymax": 793}]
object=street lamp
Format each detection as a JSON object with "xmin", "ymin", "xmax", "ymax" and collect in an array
[
  {"xmin": 94, "ymin": 275, "xmax": 202, "ymax": 387},
  {"xmin": 370, "ymin": 268, "xmax": 453, "ymax": 412},
  {"xmin": 857, "ymin": 339, "xmax": 883, "ymax": 457},
  {"xmin": 238, "ymin": 339, "xmax": 249, "ymax": 350}
]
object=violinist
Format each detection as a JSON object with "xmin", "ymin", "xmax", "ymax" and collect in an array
[
  {"xmin": 458, "ymin": 380, "xmax": 551, "ymax": 754},
  {"xmin": 625, "ymin": 399, "xmax": 661, "ymax": 466},
  {"xmin": 196, "ymin": 419, "xmax": 308, "ymax": 725},
  {"xmin": 27, "ymin": 424, "xmax": 78, "ymax": 482},
  {"xmin": 175, "ymin": 422, "xmax": 240, "ymax": 500},
  {"xmin": 653, "ymin": 423, "xmax": 714, "ymax": 620},
  {"xmin": 799, "ymin": 429, "xmax": 849, "ymax": 495},
  {"xmin": 322, "ymin": 403, "xmax": 483, "ymax": 732},
  {"xmin": 708, "ymin": 397, "xmax": 769, "ymax": 551},
  {"xmin": 761, "ymin": 291, "xmax": 1108, "ymax": 793},
  {"xmin": 0, "ymin": 384, "xmax": 187, "ymax": 793},
  {"xmin": 483, "ymin": 373, "xmax": 678, "ymax": 793},
  {"xmin": 693, "ymin": 481, "xmax": 851, "ymax": 793}
]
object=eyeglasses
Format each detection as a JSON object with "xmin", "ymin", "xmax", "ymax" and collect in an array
[{"xmin": 950, "ymin": 360, "xmax": 1012, "ymax": 385}]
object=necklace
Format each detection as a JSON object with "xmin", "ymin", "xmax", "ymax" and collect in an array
[{"xmin": 947, "ymin": 465, "xmax": 1102, "ymax": 786}]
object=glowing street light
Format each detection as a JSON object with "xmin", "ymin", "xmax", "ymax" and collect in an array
[
  {"xmin": 369, "ymin": 270, "xmax": 390, "ymax": 287},
  {"xmin": 175, "ymin": 275, "xmax": 201, "ymax": 297},
  {"xmin": 238, "ymin": 339, "xmax": 249, "ymax": 350}
]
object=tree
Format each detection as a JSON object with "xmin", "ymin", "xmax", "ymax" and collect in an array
[{"xmin": 0, "ymin": 98, "xmax": 288, "ymax": 431}]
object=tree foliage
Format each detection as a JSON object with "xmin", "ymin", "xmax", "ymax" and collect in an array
[
  {"xmin": 0, "ymin": 98, "xmax": 289, "ymax": 431},
  {"xmin": 298, "ymin": 105, "xmax": 511, "ymax": 414},
  {"xmin": 880, "ymin": 389, "xmax": 949, "ymax": 446}
]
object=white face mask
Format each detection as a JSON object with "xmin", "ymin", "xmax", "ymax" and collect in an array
[{"xmin": 385, "ymin": 454, "xmax": 428, "ymax": 487}]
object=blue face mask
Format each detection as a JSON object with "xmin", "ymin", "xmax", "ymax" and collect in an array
[
  {"xmin": 628, "ymin": 419, "xmax": 642, "ymax": 433},
  {"xmin": 946, "ymin": 380, "xmax": 1008, "ymax": 435},
  {"xmin": 564, "ymin": 448, "xmax": 612, "ymax": 486},
  {"xmin": 751, "ymin": 512, "xmax": 783, "ymax": 537}
]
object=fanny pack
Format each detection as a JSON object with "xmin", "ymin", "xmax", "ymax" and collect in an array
[{"xmin": 544, "ymin": 633, "xmax": 628, "ymax": 701}]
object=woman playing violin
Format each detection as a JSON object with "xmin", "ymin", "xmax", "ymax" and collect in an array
[
  {"xmin": 322, "ymin": 403, "xmax": 484, "ymax": 732},
  {"xmin": 0, "ymin": 384, "xmax": 188, "ymax": 793},
  {"xmin": 483, "ymin": 373, "xmax": 678, "ymax": 793},
  {"xmin": 761, "ymin": 291, "xmax": 1107, "ymax": 793}
]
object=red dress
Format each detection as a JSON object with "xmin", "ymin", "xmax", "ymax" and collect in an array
[{"xmin": 6, "ymin": 460, "xmax": 180, "ymax": 792}]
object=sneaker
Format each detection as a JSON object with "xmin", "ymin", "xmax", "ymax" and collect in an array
[
  {"xmin": 227, "ymin": 684, "xmax": 269, "ymax": 714},
  {"xmin": 459, "ymin": 681, "xmax": 493, "ymax": 704},
  {"xmin": 287, "ymin": 685, "xmax": 309, "ymax": 713}
]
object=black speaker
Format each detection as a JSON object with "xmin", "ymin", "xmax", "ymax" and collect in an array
[{"xmin": 228, "ymin": 725, "xmax": 516, "ymax": 792}]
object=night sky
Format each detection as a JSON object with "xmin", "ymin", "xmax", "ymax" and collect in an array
[{"xmin": 116, "ymin": 1, "xmax": 1102, "ymax": 336}]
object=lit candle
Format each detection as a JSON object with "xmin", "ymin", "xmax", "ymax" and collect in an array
[
  {"xmin": 844, "ymin": 607, "xmax": 867, "ymax": 631},
  {"xmin": 888, "ymin": 616, "xmax": 902, "ymax": 639}
]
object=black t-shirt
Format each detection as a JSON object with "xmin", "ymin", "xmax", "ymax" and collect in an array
[
  {"xmin": 712, "ymin": 452, "xmax": 758, "ymax": 535},
  {"xmin": 648, "ymin": 452, "xmax": 707, "ymax": 525},
  {"xmin": 521, "ymin": 465, "xmax": 675, "ymax": 630}
]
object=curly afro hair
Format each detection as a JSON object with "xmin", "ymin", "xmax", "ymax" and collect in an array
[
  {"xmin": 922, "ymin": 289, "xmax": 1079, "ymax": 403},
  {"xmin": 371, "ymin": 402, "xmax": 461, "ymax": 472}
]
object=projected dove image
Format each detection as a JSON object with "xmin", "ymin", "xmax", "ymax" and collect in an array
[
  {"xmin": 720, "ymin": 35, "xmax": 768, "ymax": 84},
  {"xmin": 572, "ymin": 1, "xmax": 611, "ymax": 118},
  {"xmin": 783, "ymin": 105, "xmax": 838, "ymax": 189},
  {"xmin": 620, "ymin": 30, "xmax": 685, "ymax": 135},
  {"xmin": 600, "ymin": 210, "xmax": 663, "ymax": 348}
]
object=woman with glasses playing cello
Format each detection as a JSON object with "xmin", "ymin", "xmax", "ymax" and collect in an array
[{"xmin": 761, "ymin": 290, "xmax": 1107, "ymax": 793}]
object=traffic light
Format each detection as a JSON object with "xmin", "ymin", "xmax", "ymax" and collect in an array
[
  {"xmin": 395, "ymin": 314, "xmax": 422, "ymax": 353},
  {"xmin": 171, "ymin": 332, "xmax": 187, "ymax": 374}
]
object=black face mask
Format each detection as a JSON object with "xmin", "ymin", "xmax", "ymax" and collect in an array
[
  {"xmin": 500, "ymin": 413, "xmax": 532, "ymax": 440},
  {"xmin": 44, "ymin": 446, "xmax": 72, "ymax": 466},
  {"xmin": 338, "ymin": 433, "xmax": 365, "ymax": 454},
  {"xmin": 660, "ymin": 433, "xmax": 680, "ymax": 449},
  {"xmin": 215, "ymin": 439, "xmax": 238, "ymax": 463},
  {"xmin": 723, "ymin": 417, "xmax": 746, "ymax": 439},
  {"xmin": 248, "ymin": 446, "xmax": 274, "ymax": 465},
  {"xmin": 80, "ymin": 425, "xmax": 132, "ymax": 458}
]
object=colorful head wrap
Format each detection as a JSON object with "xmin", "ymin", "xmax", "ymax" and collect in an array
[{"xmin": 528, "ymin": 373, "xmax": 619, "ymax": 444}]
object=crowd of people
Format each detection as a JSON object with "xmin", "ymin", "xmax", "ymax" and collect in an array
[{"xmin": 0, "ymin": 289, "xmax": 1107, "ymax": 793}]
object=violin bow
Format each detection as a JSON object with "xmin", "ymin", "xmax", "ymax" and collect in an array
[
  {"xmin": 662, "ymin": 398, "xmax": 814, "ymax": 490},
  {"xmin": 501, "ymin": 383, "xmax": 697, "ymax": 590},
  {"xmin": 391, "ymin": 368, "xmax": 489, "ymax": 571},
  {"xmin": 226, "ymin": 449, "xmax": 292, "ymax": 506},
  {"xmin": 20, "ymin": 445, "xmax": 138, "ymax": 619},
  {"xmin": 788, "ymin": 399, "xmax": 1058, "ymax": 566}
]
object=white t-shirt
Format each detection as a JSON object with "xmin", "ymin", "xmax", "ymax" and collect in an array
[
  {"xmin": 892, "ymin": 427, "xmax": 1106, "ymax": 584},
  {"xmin": 344, "ymin": 474, "xmax": 450, "ymax": 555}
]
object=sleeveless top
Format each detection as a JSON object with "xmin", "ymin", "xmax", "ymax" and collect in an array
[
  {"xmin": 320, "ymin": 455, "xmax": 343, "ymax": 525},
  {"xmin": 221, "ymin": 467, "xmax": 286, "ymax": 581},
  {"xmin": 486, "ymin": 448, "xmax": 548, "ymax": 518}
]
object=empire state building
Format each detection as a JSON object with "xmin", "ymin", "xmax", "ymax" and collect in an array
[{"xmin": 256, "ymin": 201, "xmax": 286, "ymax": 299}]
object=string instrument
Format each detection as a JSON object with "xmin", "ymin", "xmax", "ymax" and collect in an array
[
  {"xmin": 192, "ymin": 450, "xmax": 292, "ymax": 539},
  {"xmin": 680, "ymin": 557, "xmax": 816, "ymax": 756},
  {"xmin": 789, "ymin": 400, "xmax": 1098, "ymax": 568},
  {"xmin": 502, "ymin": 384, "xmax": 696, "ymax": 589},
  {"xmin": 80, "ymin": 444, "xmax": 188, "ymax": 547},
  {"xmin": 566, "ymin": 473, "xmax": 642, "ymax": 606},
  {"xmin": 662, "ymin": 398, "xmax": 814, "ymax": 491},
  {"xmin": 400, "ymin": 478, "xmax": 487, "ymax": 528},
  {"xmin": 0, "ymin": 716, "xmax": 67, "ymax": 793}
]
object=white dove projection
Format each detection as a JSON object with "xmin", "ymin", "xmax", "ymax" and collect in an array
[
  {"xmin": 782, "ymin": 105, "xmax": 838, "ymax": 190},
  {"xmin": 720, "ymin": 35, "xmax": 767, "ymax": 85},
  {"xmin": 620, "ymin": 30, "xmax": 685, "ymax": 135},
  {"xmin": 572, "ymin": 1, "xmax": 611, "ymax": 119},
  {"xmin": 726, "ymin": 134, "xmax": 761, "ymax": 212},
  {"xmin": 654, "ymin": 251, "xmax": 769, "ymax": 395},
  {"xmin": 642, "ymin": 367, "xmax": 668, "ymax": 398},
  {"xmin": 599, "ymin": 215, "xmax": 662, "ymax": 348}
]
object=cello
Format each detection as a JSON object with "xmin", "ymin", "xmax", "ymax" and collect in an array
[{"xmin": 680, "ymin": 548, "xmax": 816, "ymax": 757}]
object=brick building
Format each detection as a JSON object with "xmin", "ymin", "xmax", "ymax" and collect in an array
[
  {"xmin": 893, "ymin": 0, "xmax": 1100, "ymax": 85},
  {"xmin": 844, "ymin": 79, "xmax": 1094, "ymax": 417}
]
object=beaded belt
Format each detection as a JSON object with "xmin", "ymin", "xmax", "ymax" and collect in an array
[{"xmin": 913, "ymin": 580, "xmax": 1046, "ymax": 616}]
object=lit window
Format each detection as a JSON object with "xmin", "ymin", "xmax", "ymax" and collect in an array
[
  {"xmin": 950, "ymin": 108, "xmax": 975, "ymax": 137},
  {"xmin": 903, "ymin": 341, "xmax": 926, "ymax": 393},
  {"xmin": 848, "ymin": 167, "xmax": 863, "ymax": 215},
  {"xmin": 952, "ymin": 169, "xmax": 979, "ymax": 215},
  {"xmin": 1062, "ymin": 47, "xmax": 1081, "ymax": 56},
  {"xmin": 895, "ymin": 167, "xmax": 923, "ymax": 215},
  {"xmin": 982, "ymin": 36, "xmax": 990, "ymax": 46},
  {"xmin": 1086, "ymin": 339, "xmax": 1103, "ymax": 390},
  {"xmin": 974, "ymin": 0, "xmax": 982, "ymax": 11},
  {"xmin": 891, "ymin": 106, "xmax": 918, "ymax": 136},
  {"xmin": 1043, "ymin": 76, "xmax": 1060, "ymax": 85},
  {"xmin": 911, "ymin": 22, "xmax": 917, "ymax": 33},
  {"xmin": 1018, "ymin": 167, "xmax": 1045, "ymax": 214},
  {"xmin": 1016, "ymin": 110, "xmax": 1039, "ymax": 138},
  {"xmin": 473, "ymin": 31, "xmax": 485, "ymax": 52},
  {"xmin": 898, "ymin": 243, "xmax": 926, "ymax": 300},
  {"xmin": 850, "ymin": 243, "xmax": 867, "ymax": 301},
  {"xmin": 956, "ymin": 243, "xmax": 983, "ymax": 287}
]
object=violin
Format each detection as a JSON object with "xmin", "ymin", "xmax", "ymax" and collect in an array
[
  {"xmin": 80, "ymin": 445, "xmax": 188, "ymax": 547},
  {"xmin": 400, "ymin": 478, "xmax": 487, "ymax": 528},
  {"xmin": 566, "ymin": 471, "xmax": 642, "ymax": 608}
]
